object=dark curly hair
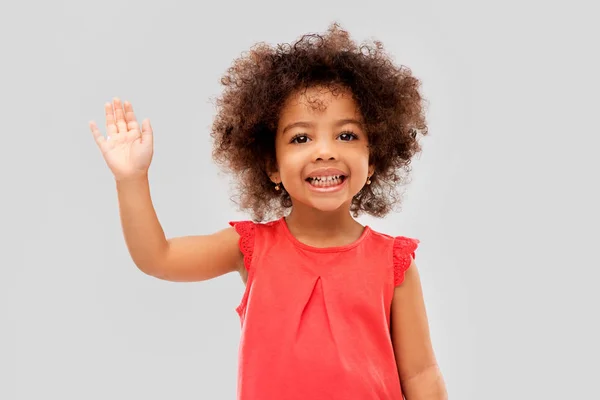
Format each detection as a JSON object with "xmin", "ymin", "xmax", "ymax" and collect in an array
[{"xmin": 210, "ymin": 22, "xmax": 429, "ymax": 222}]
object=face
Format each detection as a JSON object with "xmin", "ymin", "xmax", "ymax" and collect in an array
[{"xmin": 271, "ymin": 86, "xmax": 374, "ymax": 213}]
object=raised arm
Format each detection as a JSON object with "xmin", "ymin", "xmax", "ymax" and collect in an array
[{"xmin": 90, "ymin": 98, "xmax": 242, "ymax": 282}]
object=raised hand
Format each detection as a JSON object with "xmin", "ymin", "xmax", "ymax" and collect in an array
[{"xmin": 89, "ymin": 98, "xmax": 154, "ymax": 181}]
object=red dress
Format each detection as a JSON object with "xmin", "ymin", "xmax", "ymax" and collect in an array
[{"xmin": 229, "ymin": 217, "xmax": 419, "ymax": 399}]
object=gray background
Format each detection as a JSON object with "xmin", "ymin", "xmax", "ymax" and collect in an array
[{"xmin": 1, "ymin": 0, "xmax": 598, "ymax": 399}]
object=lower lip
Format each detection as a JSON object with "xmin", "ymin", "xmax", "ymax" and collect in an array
[{"xmin": 305, "ymin": 178, "xmax": 348, "ymax": 193}]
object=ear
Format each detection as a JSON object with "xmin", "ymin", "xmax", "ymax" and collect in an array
[
  {"xmin": 368, "ymin": 164, "xmax": 375, "ymax": 177},
  {"xmin": 265, "ymin": 158, "xmax": 280, "ymax": 183},
  {"xmin": 267, "ymin": 164, "xmax": 280, "ymax": 184},
  {"xmin": 269, "ymin": 171, "xmax": 280, "ymax": 184}
]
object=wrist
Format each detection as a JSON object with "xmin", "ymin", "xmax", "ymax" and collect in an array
[{"xmin": 115, "ymin": 172, "xmax": 149, "ymax": 186}]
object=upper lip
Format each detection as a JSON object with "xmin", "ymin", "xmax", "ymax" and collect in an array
[{"xmin": 306, "ymin": 168, "xmax": 347, "ymax": 179}]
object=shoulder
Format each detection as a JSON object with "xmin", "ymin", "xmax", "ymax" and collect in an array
[
  {"xmin": 228, "ymin": 218, "xmax": 282, "ymax": 271},
  {"xmin": 367, "ymin": 227, "xmax": 420, "ymax": 253},
  {"xmin": 229, "ymin": 218, "xmax": 280, "ymax": 239},
  {"xmin": 367, "ymin": 227, "xmax": 420, "ymax": 286}
]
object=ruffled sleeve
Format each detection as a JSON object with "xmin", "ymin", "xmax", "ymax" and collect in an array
[
  {"xmin": 393, "ymin": 236, "xmax": 420, "ymax": 286},
  {"xmin": 229, "ymin": 221, "xmax": 256, "ymax": 272}
]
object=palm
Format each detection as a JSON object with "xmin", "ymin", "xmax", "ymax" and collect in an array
[
  {"xmin": 101, "ymin": 125, "xmax": 152, "ymax": 175},
  {"xmin": 90, "ymin": 98, "xmax": 154, "ymax": 180}
]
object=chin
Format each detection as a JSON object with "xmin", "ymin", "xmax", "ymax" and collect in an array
[
  {"xmin": 296, "ymin": 195, "xmax": 353, "ymax": 213},
  {"xmin": 310, "ymin": 201, "xmax": 348, "ymax": 213}
]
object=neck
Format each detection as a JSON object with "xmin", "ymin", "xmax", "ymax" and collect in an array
[{"xmin": 284, "ymin": 202, "xmax": 364, "ymax": 246}]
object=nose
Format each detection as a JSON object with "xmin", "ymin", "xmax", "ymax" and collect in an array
[{"xmin": 313, "ymin": 138, "xmax": 337, "ymax": 161}]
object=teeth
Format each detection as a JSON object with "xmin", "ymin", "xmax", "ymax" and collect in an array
[
  {"xmin": 307, "ymin": 175, "xmax": 345, "ymax": 187},
  {"xmin": 309, "ymin": 175, "xmax": 341, "ymax": 182}
]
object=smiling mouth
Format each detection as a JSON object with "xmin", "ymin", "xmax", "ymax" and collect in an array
[{"xmin": 305, "ymin": 175, "xmax": 347, "ymax": 188}]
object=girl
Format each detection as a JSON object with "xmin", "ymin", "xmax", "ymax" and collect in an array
[{"xmin": 89, "ymin": 23, "xmax": 447, "ymax": 400}]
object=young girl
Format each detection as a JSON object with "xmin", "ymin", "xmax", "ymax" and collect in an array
[{"xmin": 89, "ymin": 23, "xmax": 447, "ymax": 400}]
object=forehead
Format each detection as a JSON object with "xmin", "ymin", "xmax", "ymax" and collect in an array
[{"xmin": 278, "ymin": 86, "xmax": 362, "ymax": 124}]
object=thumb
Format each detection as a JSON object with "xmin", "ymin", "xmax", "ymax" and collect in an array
[{"xmin": 141, "ymin": 119, "xmax": 153, "ymax": 142}]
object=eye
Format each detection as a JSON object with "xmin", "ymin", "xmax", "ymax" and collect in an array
[
  {"xmin": 290, "ymin": 134, "xmax": 310, "ymax": 144},
  {"xmin": 338, "ymin": 130, "xmax": 358, "ymax": 141}
]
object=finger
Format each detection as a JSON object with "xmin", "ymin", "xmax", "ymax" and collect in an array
[
  {"xmin": 113, "ymin": 97, "xmax": 128, "ymax": 134},
  {"xmin": 105, "ymin": 102, "xmax": 118, "ymax": 138},
  {"xmin": 141, "ymin": 119, "xmax": 153, "ymax": 143},
  {"xmin": 89, "ymin": 120, "xmax": 107, "ymax": 147},
  {"xmin": 123, "ymin": 101, "xmax": 140, "ymax": 132}
]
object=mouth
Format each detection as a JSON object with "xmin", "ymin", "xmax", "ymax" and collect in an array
[{"xmin": 305, "ymin": 174, "xmax": 347, "ymax": 192}]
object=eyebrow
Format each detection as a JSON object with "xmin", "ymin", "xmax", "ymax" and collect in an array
[{"xmin": 281, "ymin": 118, "xmax": 364, "ymax": 134}]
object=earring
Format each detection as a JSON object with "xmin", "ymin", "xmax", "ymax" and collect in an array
[
  {"xmin": 366, "ymin": 176, "xmax": 372, "ymax": 185},
  {"xmin": 274, "ymin": 182, "xmax": 281, "ymax": 191}
]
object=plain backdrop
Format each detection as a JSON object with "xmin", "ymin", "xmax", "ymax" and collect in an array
[{"xmin": 1, "ymin": 0, "xmax": 598, "ymax": 399}]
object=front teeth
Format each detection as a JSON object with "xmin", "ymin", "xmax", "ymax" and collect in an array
[
  {"xmin": 307, "ymin": 175, "xmax": 344, "ymax": 187},
  {"xmin": 308, "ymin": 175, "xmax": 342, "ymax": 182}
]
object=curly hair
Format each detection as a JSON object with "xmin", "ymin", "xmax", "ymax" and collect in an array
[{"xmin": 210, "ymin": 22, "xmax": 429, "ymax": 222}]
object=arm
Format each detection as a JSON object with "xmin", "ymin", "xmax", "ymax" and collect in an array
[
  {"xmin": 116, "ymin": 175, "xmax": 243, "ymax": 282},
  {"xmin": 90, "ymin": 98, "xmax": 242, "ymax": 283},
  {"xmin": 391, "ymin": 258, "xmax": 448, "ymax": 400}
]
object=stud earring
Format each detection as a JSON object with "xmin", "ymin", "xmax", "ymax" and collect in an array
[{"xmin": 274, "ymin": 182, "xmax": 281, "ymax": 191}]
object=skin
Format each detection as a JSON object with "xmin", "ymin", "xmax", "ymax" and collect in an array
[{"xmin": 90, "ymin": 93, "xmax": 446, "ymax": 399}]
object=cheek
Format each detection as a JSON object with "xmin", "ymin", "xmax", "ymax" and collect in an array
[
  {"xmin": 349, "ymin": 149, "xmax": 371, "ymax": 176},
  {"xmin": 276, "ymin": 149, "xmax": 305, "ymax": 181}
]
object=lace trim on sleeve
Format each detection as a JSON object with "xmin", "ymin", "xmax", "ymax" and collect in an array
[
  {"xmin": 393, "ymin": 236, "xmax": 420, "ymax": 286},
  {"xmin": 229, "ymin": 221, "xmax": 255, "ymax": 272}
]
